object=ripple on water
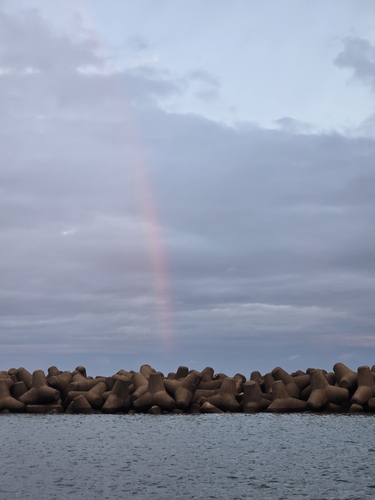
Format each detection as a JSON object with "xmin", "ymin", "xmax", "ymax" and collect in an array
[{"xmin": 0, "ymin": 413, "xmax": 374, "ymax": 499}]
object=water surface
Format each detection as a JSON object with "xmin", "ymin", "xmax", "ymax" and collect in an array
[{"xmin": 1, "ymin": 413, "xmax": 374, "ymax": 499}]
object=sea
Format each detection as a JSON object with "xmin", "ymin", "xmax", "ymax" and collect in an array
[{"xmin": 1, "ymin": 413, "xmax": 374, "ymax": 500}]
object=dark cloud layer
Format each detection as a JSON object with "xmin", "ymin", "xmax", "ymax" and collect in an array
[{"xmin": 1, "ymin": 9, "xmax": 375, "ymax": 375}]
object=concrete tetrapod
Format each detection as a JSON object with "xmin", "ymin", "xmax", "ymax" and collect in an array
[
  {"xmin": 65, "ymin": 384, "xmax": 108, "ymax": 410},
  {"xmin": 73, "ymin": 395, "xmax": 95, "ymax": 414},
  {"xmin": 250, "ymin": 371, "xmax": 263, "ymax": 383},
  {"xmin": 201, "ymin": 367, "xmax": 215, "ymax": 382},
  {"xmin": 333, "ymin": 363, "xmax": 357, "ymax": 390},
  {"xmin": 1, "ymin": 375, "xmax": 13, "ymax": 390},
  {"xmin": 147, "ymin": 405, "xmax": 162, "ymax": 414},
  {"xmin": 266, "ymin": 381, "xmax": 307, "ymax": 413},
  {"xmin": 323, "ymin": 402, "xmax": 344, "ymax": 413},
  {"xmin": 102, "ymin": 376, "xmax": 131, "ymax": 414},
  {"xmin": 67, "ymin": 377, "xmax": 107, "ymax": 392},
  {"xmin": 325, "ymin": 372, "xmax": 337, "ymax": 386},
  {"xmin": 4, "ymin": 362, "xmax": 375, "ymax": 414},
  {"xmin": 349, "ymin": 403, "xmax": 364, "ymax": 413},
  {"xmin": 12, "ymin": 381, "xmax": 28, "ymax": 399},
  {"xmin": 164, "ymin": 370, "xmax": 202, "ymax": 411},
  {"xmin": 0, "ymin": 379, "xmax": 25, "ymax": 412},
  {"xmin": 200, "ymin": 402, "xmax": 224, "ymax": 414},
  {"xmin": 19, "ymin": 370, "xmax": 60, "ymax": 405},
  {"xmin": 250, "ymin": 371, "xmax": 265, "ymax": 391},
  {"xmin": 263, "ymin": 373, "xmax": 275, "ymax": 394},
  {"xmin": 292, "ymin": 374, "xmax": 311, "ymax": 393},
  {"xmin": 242, "ymin": 381, "xmax": 271, "ymax": 413},
  {"xmin": 187, "ymin": 403, "xmax": 201, "ymax": 414},
  {"xmin": 233, "ymin": 374, "xmax": 246, "ymax": 394},
  {"xmin": 104, "ymin": 377, "xmax": 116, "ymax": 391},
  {"xmin": 85, "ymin": 381, "xmax": 108, "ymax": 410},
  {"xmin": 198, "ymin": 379, "xmax": 223, "ymax": 390},
  {"xmin": 48, "ymin": 371, "xmax": 73, "ymax": 398},
  {"xmin": 192, "ymin": 388, "xmax": 220, "ymax": 404},
  {"xmin": 307, "ymin": 370, "xmax": 349, "ymax": 411},
  {"xmin": 47, "ymin": 366, "xmax": 60, "ymax": 378},
  {"xmin": 175, "ymin": 366, "xmax": 189, "ymax": 380},
  {"xmin": 300, "ymin": 372, "xmax": 338, "ymax": 401},
  {"xmin": 351, "ymin": 366, "xmax": 375, "ymax": 406},
  {"xmin": 367, "ymin": 398, "xmax": 375, "ymax": 412},
  {"xmin": 272, "ymin": 367, "xmax": 300, "ymax": 398},
  {"xmin": 133, "ymin": 372, "xmax": 176, "ymax": 413},
  {"xmin": 115, "ymin": 369, "xmax": 133, "ymax": 379},
  {"xmin": 6, "ymin": 375, "xmax": 16, "ymax": 387},
  {"xmin": 75, "ymin": 366, "xmax": 87, "ymax": 377},
  {"xmin": 63, "ymin": 390, "xmax": 89, "ymax": 408},
  {"xmin": 26, "ymin": 404, "xmax": 64, "ymax": 414},
  {"xmin": 114, "ymin": 371, "xmax": 133, "ymax": 393},
  {"xmin": 69, "ymin": 372, "xmax": 86, "ymax": 388},
  {"xmin": 139, "ymin": 364, "xmax": 156, "ymax": 380},
  {"xmin": 201, "ymin": 378, "xmax": 241, "ymax": 412},
  {"xmin": 130, "ymin": 372, "xmax": 149, "ymax": 402},
  {"xmin": 15, "ymin": 367, "xmax": 32, "ymax": 390}
]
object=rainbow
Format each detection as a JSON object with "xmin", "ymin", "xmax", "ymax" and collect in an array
[{"xmin": 68, "ymin": 0, "xmax": 175, "ymax": 349}]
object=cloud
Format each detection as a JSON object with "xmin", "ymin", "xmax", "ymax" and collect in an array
[
  {"xmin": 188, "ymin": 69, "xmax": 220, "ymax": 88},
  {"xmin": 194, "ymin": 88, "xmax": 219, "ymax": 102},
  {"xmin": 338, "ymin": 353, "xmax": 354, "ymax": 360},
  {"xmin": 334, "ymin": 37, "xmax": 375, "ymax": 90},
  {"xmin": 126, "ymin": 34, "xmax": 154, "ymax": 52},
  {"xmin": 1, "ymin": 7, "xmax": 375, "ymax": 373},
  {"xmin": 289, "ymin": 354, "xmax": 301, "ymax": 361},
  {"xmin": 275, "ymin": 117, "xmax": 316, "ymax": 134},
  {"xmin": 0, "ymin": 8, "xmax": 102, "ymax": 73},
  {"xmin": 176, "ymin": 68, "xmax": 221, "ymax": 102}
]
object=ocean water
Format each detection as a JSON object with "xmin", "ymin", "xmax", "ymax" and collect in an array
[{"xmin": 1, "ymin": 413, "xmax": 375, "ymax": 500}]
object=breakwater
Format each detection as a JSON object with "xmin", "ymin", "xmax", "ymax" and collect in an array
[{"xmin": 1, "ymin": 363, "xmax": 375, "ymax": 414}]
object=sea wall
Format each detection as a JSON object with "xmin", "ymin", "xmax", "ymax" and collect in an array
[{"xmin": 1, "ymin": 363, "xmax": 375, "ymax": 414}]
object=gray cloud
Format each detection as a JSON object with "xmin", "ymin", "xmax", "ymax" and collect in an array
[
  {"xmin": 177, "ymin": 68, "xmax": 221, "ymax": 102},
  {"xmin": 275, "ymin": 117, "xmax": 315, "ymax": 134},
  {"xmin": 334, "ymin": 36, "xmax": 375, "ymax": 90},
  {"xmin": 1, "ymin": 8, "xmax": 375, "ymax": 374},
  {"xmin": 188, "ymin": 69, "xmax": 220, "ymax": 88},
  {"xmin": 126, "ymin": 34, "xmax": 154, "ymax": 52},
  {"xmin": 0, "ymin": 9, "xmax": 101, "ymax": 72}
]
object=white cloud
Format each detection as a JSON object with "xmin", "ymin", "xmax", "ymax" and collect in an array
[
  {"xmin": 289, "ymin": 354, "xmax": 301, "ymax": 361},
  {"xmin": 21, "ymin": 66, "xmax": 40, "ymax": 74}
]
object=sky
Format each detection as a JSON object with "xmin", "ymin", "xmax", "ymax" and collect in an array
[{"xmin": 1, "ymin": 1, "xmax": 375, "ymax": 377}]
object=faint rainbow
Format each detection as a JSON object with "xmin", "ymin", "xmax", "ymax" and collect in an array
[{"xmin": 69, "ymin": 0, "xmax": 174, "ymax": 349}]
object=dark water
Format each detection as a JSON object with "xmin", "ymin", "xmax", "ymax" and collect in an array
[{"xmin": 1, "ymin": 413, "xmax": 375, "ymax": 499}]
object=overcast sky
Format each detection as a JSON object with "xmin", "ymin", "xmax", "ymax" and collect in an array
[{"xmin": 1, "ymin": 1, "xmax": 375, "ymax": 377}]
